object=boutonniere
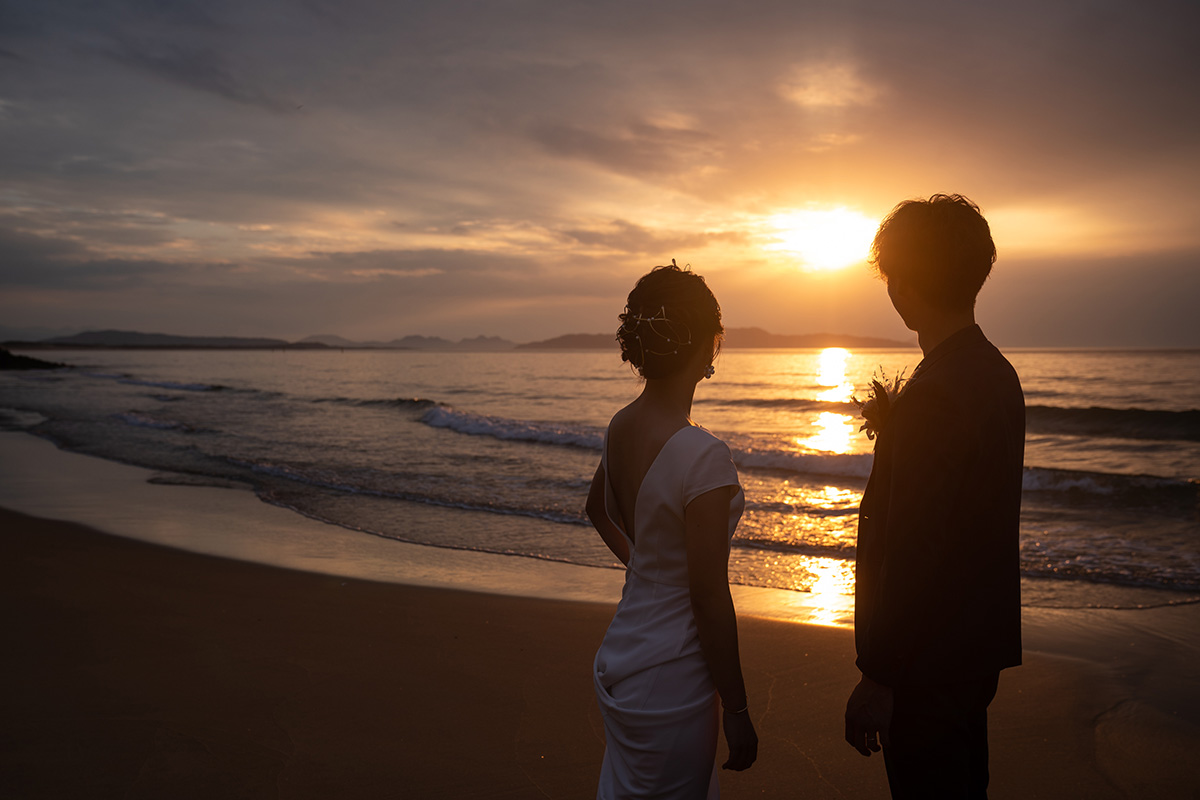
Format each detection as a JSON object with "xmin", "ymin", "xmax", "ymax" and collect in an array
[{"xmin": 852, "ymin": 368, "xmax": 908, "ymax": 441}]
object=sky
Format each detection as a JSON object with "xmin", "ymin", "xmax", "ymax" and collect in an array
[{"xmin": 1, "ymin": 0, "xmax": 1198, "ymax": 347}]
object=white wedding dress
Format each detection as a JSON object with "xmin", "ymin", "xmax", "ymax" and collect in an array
[{"xmin": 594, "ymin": 424, "xmax": 745, "ymax": 799}]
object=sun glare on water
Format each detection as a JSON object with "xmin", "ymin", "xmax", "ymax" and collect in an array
[
  {"xmin": 766, "ymin": 208, "xmax": 878, "ymax": 271},
  {"xmin": 797, "ymin": 348, "xmax": 857, "ymax": 454}
]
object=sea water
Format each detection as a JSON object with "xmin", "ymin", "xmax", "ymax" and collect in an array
[{"xmin": 1, "ymin": 346, "xmax": 1196, "ymax": 611}]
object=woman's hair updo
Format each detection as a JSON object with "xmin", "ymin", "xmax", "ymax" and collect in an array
[{"xmin": 617, "ymin": 261, "xmax": 723, "ymax": 379}]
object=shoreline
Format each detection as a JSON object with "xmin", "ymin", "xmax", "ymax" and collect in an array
[
  {"xmin": 0, "ymin": 430, "xmax": 853, "ymax": 625},
  {"xmin": 2, "ymin": 430, "xmax": 1200, "ymax": 796},
  {"xmin": 3, "ymin": 429, "xmax": 1199, "ymax": 660}
]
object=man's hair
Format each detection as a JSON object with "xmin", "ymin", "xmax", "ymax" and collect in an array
[{"xmin": 869, "ymin": 193, "xmax": 996, "ymax": 311}]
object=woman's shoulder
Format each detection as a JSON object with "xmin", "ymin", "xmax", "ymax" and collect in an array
[
  {"xmin": 676, "ymin": 423, "xmax": 733, "ymax": 458},
  {"xmin": 681, "ymin": 421, "xmax": 725, "ymax": 443},
  {"xmin": 681, "ymin": 422, "xmax": 715, "ymax": 441}
]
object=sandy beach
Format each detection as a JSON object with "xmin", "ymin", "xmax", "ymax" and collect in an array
[{"xmin": 3, "ymin": 434, "xmax": 1199, "ymax": 798}]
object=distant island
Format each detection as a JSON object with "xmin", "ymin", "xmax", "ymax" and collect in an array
[
  {"xmin": 17, "ymin": 330, "xmax": 323, "ymax": 350},
  {"xmin": 2, "ymin": 327, "xmax": 914, "ymax": 352},
  {"xmin": 517, "ymin": 328, "xmax": 913, "ymax": 350}
]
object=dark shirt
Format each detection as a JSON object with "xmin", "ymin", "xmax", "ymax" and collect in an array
[{"xmin": 855, "ymin": 325, "xmax": 1025, "ymax": 686}]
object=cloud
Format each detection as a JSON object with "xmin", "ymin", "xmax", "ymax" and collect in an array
[
  {"xmin": 0, "ymin": 0, "xmax": 1197, "ymax": 344},
  {"xmin": 100, "ymin": 38, "xmax": 297, "ymax": 113},
  {"xmin": 779, "ymin": 62, "xmax": 881, "ymax": 109},
  {"xmin": 531, "ymin": 120, "xmax": 719, "ymax": 179},
  {"xmin": 561, "ymin": 219, "xmax": 744, "ymax": 256},
  {"xmin": 0, "ymin": 221, "xmax": 231, "ymax": 290},
  {"xmin": 0, "ymin": 222, "xmax": 89, "ymax": 260}
]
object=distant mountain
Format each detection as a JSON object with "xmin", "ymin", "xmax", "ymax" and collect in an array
[
  {"xmin": 298, "ymin": 334, "xmax": 388, "ymax": 348},
  {"xmin": 517, "ymin": 328, "xmax": 913, "ymax": 350},
  {"xmin": 515, "ymin": 333, "xmax": 614, "ymax": 350},
  {"xmin": 27, "ymin": 330, "xmax": 323, "ymax": 349},
  {"xmin": 4, "ymin": 327, "xmax": 911, "ymax": 352}
]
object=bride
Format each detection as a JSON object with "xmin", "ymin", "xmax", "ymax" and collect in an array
[{"xmin": 587, "ymin": 262, "xmax": 758, "ymax": 798}]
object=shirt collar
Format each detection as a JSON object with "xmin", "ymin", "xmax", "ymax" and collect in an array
[{"xmin": 911, "ymin": 324, "xmax": 986, "ymax": 381}]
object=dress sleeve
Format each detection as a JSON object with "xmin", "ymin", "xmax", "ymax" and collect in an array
[{"xmin": 682, "ymin": 432, "xmax": 740, "ymax": 507}]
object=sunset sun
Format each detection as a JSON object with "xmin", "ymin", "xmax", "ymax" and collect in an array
[{"xmin": 765, "ymin": 208, "xmax": 879, "ymax": 271}]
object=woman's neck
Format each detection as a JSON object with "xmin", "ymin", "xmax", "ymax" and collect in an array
[{"xmin": 639, "ymin": 372, "xmax": 698, "ymax": 421}]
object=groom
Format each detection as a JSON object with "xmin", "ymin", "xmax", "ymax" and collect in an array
[{"xmin": 844, "ymin": 194, "xmax": 1025, "ymax": 798}]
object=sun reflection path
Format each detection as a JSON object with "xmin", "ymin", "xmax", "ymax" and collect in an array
[
  {"xmin": 727, "ymin": 347, "xmax": 869, "ymax": 626},
  {"xmin": 732, "ymin": 479, "xmax": 861, "ymax": 626},
  {"xmin": 804, "ymin": 557, "xmax": 857, "ymax": 627},
  {"xmin": 797, "ymin": 412, "xmax": 855, "ymax": 455},
  {"xmin": 798, "ymin": 348, "xmax": 857, "ymax": 454},
  {"xmin": 730, "ymin": 550, "xmax": 857, "ymax": 627},
  {"xmin": 816, "ymin": 347, "xmax": 853, "ymax": 400},
  {"xmin": 803, "ymin": 484, "xmax": 860, "ymax": 511}
]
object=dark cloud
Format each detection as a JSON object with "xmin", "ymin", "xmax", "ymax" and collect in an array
[
  {"xmin": 0, "ymin": 223, "xmax": 91, "ymax": 264},
  {"xmin": 0, "ymin": 254, "xmax": 177, "ymax": 290},
  {"xmin": 101, "ymin": 38, "xmax": 296, "ymax": 112},
  {"xmin": 0, "ymin": 219, "xmax": 627, "ymax": 336},
  {"xmin": 0, "ymin": 223, "xmax": 217, "ymax": 289},
  {"xmin": 561, "ymin": 220, "xmax": 744, "ymax": 256},
  {"xmin": 1, "ymin": 207, "xmax": 177, "ymax": 250},
  {"xmin": 532, "ymin": 121, "xmax": 718, "ymax": 178}
]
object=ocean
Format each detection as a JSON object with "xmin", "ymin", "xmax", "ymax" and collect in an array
[{"xmin": 1, "ymin": 345, "xmax": 1197, "ymax": 612}]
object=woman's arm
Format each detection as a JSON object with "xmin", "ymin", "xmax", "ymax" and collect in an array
[
  {"xmin": 586, "ymin": 462, "xmax": 629, "ymax": 565},
  {"xmin": 685, "ymin": 486, "xmax": 757, "ymax": 771}
]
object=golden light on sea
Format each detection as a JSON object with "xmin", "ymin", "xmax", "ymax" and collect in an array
[
  {"xmin": 732, "ymin": 479, "xmax": 860, "ymax": 627},
  {"xmin": 803, "ymin": 556, "xmax": 857, "ymax": 627},
  {"xmin": 815, "ymin": 347, "xmax": 854, "ymax": 403},
  {"xmin": 795, "ymin": 347, "xmax": 856, "ymax": 453},
  {"xmin": 764, "ymin": 208, "xmax": 878, "ymax": 271},
  {"xmin": 797, "ymin": 412, "xmax": 855, "ymax": 454}
]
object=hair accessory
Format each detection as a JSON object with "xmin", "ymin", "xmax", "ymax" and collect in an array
[
  {"xmin": 704, "ymin": 364, "xmax": 715, "ymax": 380},
  {"xmin": 620, "ymin": 305, "xmax": 693, "ymax": 357}
]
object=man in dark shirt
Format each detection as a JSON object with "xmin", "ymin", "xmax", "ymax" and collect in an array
[{"xmin": 844, "ymin": 194, "xmax": 1025, "ymax": 798}]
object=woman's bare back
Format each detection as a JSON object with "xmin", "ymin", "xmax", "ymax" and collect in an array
[{"xmin": 605, "ymin": 399, "xmax": 692, "ymax": 543}]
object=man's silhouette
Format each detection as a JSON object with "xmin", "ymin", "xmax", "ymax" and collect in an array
[{"xmin": 845, "ymin": 194, "xmax": 1025, "ymax": 798}]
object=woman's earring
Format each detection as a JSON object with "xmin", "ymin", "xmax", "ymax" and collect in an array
[{"xmin": 704, "ymin": 364, "xmax": 715, "ymax": 380}]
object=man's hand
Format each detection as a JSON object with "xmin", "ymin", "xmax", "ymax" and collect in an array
[
  {"xmin": 844, "ymin": 675, "xmax": 894, "ymax": 757},
  {"xmin": 721, "ymin": 710, "xmax": 758, "ymax": 771}
]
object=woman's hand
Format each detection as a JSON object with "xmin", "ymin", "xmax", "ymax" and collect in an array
[{"xmin": 721, "ymin": 710, "xmax": 758, "ymax": 771}]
